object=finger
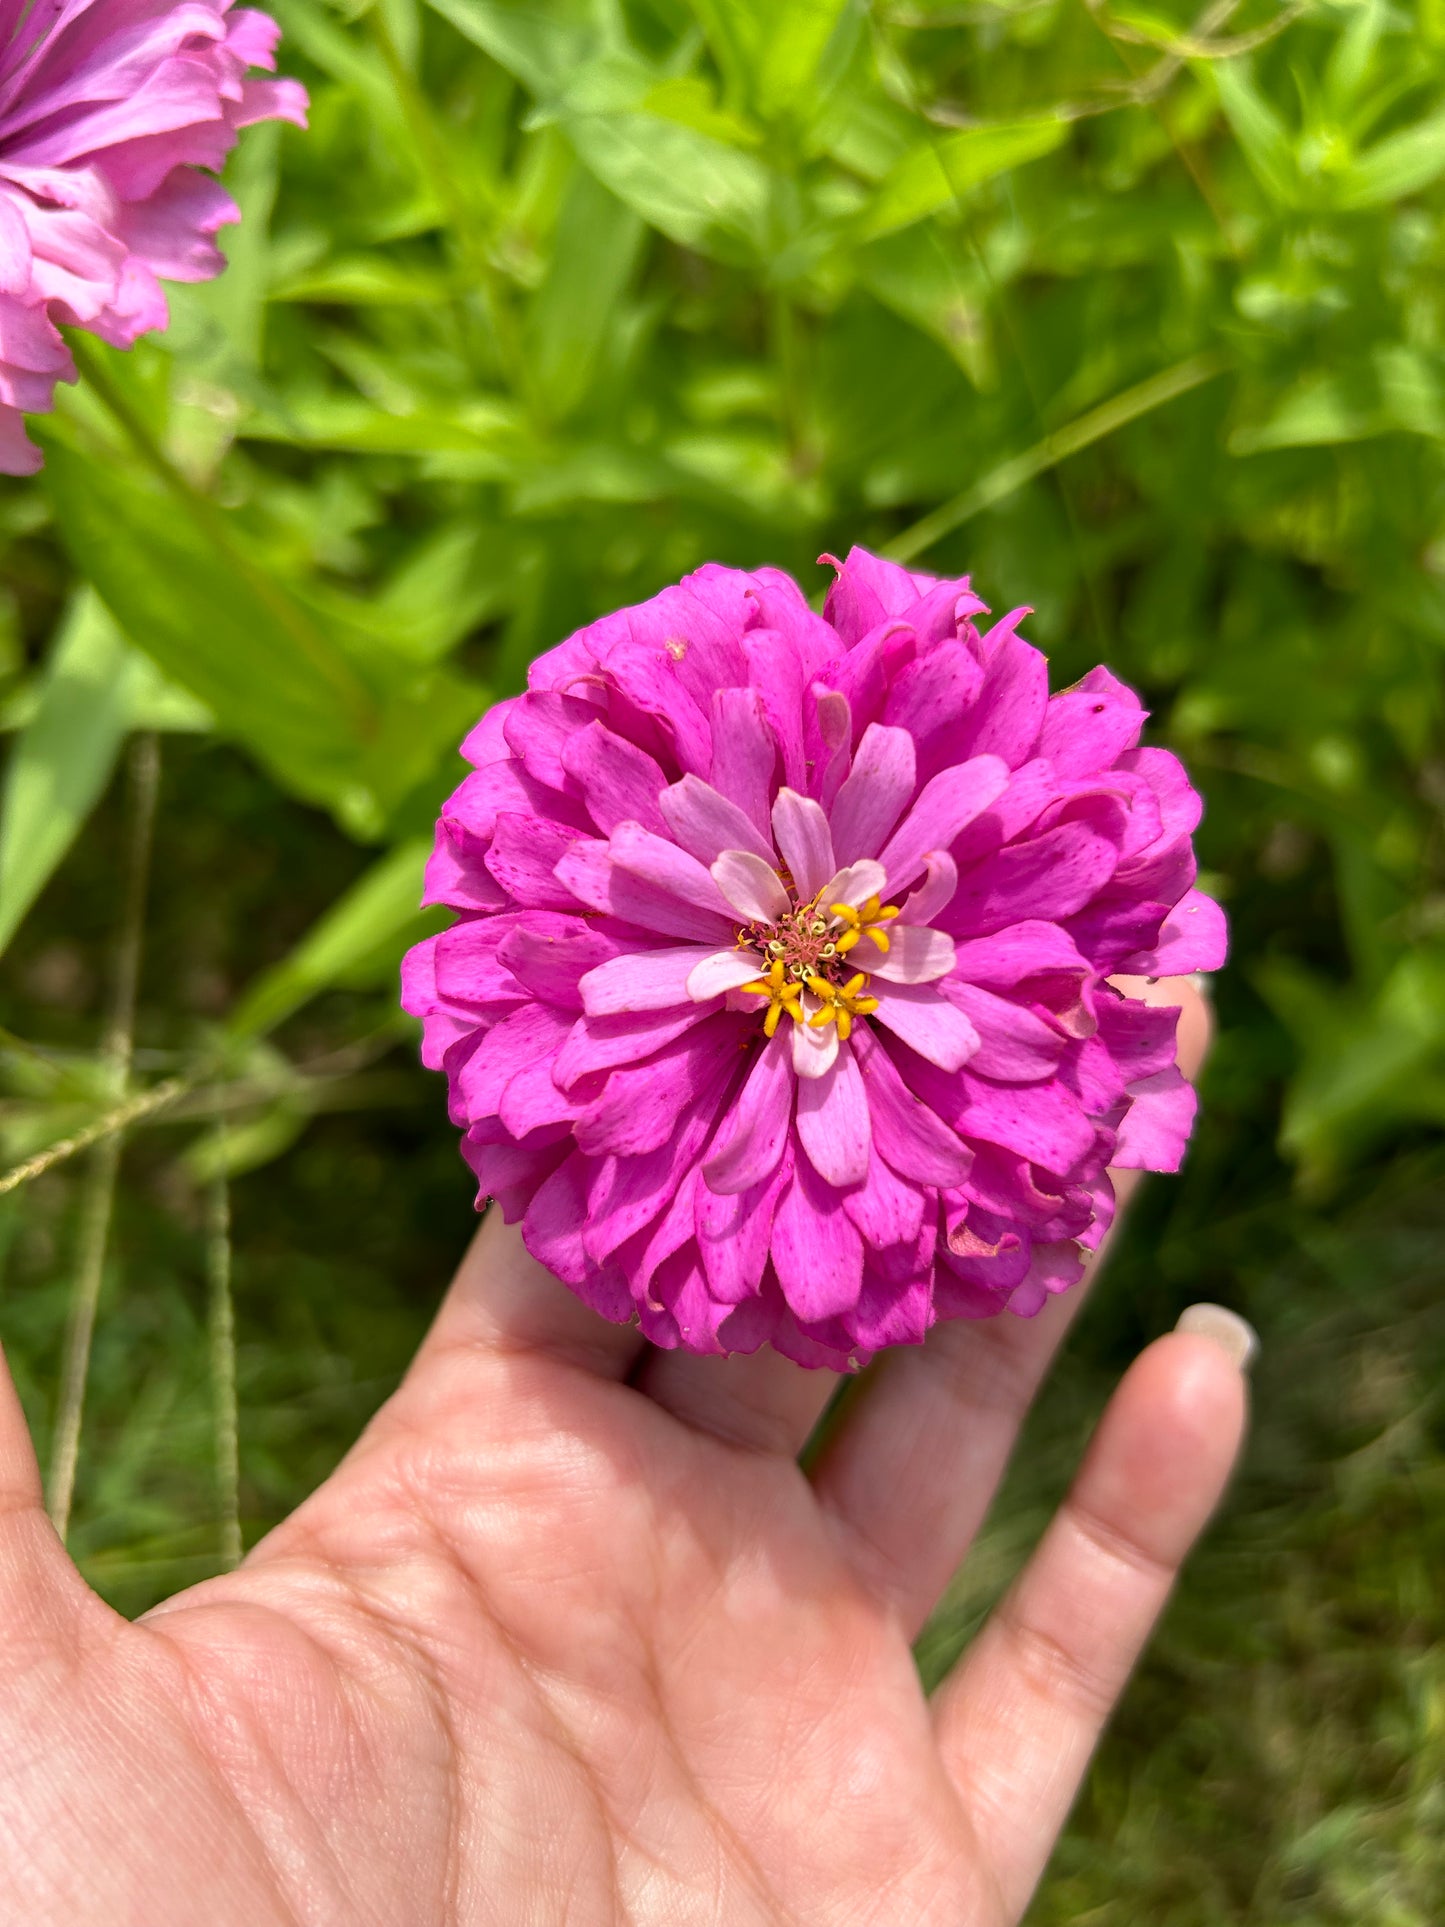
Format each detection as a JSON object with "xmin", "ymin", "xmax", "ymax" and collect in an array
[
  {"xmin": 933, "ymin": 1323, "xmax": 1251, "ymax": 1921},
  {"xmin": 632, "ymin": 1344, "xmax": 837, "ymax": 1456},
  {"xmin": 407, "ymin": 1209, "xmax": 646, "ymax": 1383},
  {"xmin": 0, "ymin": 1337, "xmax": 84, "ymax": 1628},
  {"xmin": 808, "ymin": 978, "xmax": 1211, "ymax": 1630}
]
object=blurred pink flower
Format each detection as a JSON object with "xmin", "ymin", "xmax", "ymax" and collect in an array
[
  {"xmin": 0, "ymin": 0, "xmax": 307, "ymax": 473},
  {"xmin": 404, "ymin": 548, "xmax": 1227, "ymax": 1369}
]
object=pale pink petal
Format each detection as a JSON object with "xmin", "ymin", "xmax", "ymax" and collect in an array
[
  {"xmin": 792, "ymin": 1005, "xmax": 840, "ymax": 1079},
  {"xmin": 899, "ymin": 851, "xmax": 958, "ymax": 927},
  {"xmin": 686, "ymin": 949, "xmax": 767, "ymax": 1000},
  {"xmin": 710, "ymin": 848, "xmax": 790, "ymax": 922},
  {"xmin": 770, "ymin": 787, "xmax": 835, "ymax": 902},
  {"xmin": 853, "ymin": 923, "xmax": 955, "ymax": 984},
  {"xmin": 817, "ymin": 857, "xmax": 888, "ymax": 913}
]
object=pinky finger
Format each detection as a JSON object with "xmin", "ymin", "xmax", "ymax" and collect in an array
[{"xmin": 932, "ymin": 1321, "xmax": 1251, "ymax": 1923}]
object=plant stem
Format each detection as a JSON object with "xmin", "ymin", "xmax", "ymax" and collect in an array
[
  {"xmin": 205, "ymin": 1128, "xmax": 242, "ymax": 1571},
  {"xmin": 885, "ymin": 351, "xmax": 1227, "ymax": 563},
  {"xmin": 46, "ymin": 734, "xmax": 159, "ymax": 1542}
]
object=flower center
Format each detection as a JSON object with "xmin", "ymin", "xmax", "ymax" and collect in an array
[{"xmin": 737, "ymin": 890, "xmax": 900, "ymax": 1038}]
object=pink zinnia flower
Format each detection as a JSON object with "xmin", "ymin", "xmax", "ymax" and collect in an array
[
  {"xmin": 404, "ymin": 548, "xmax": 1227, "ymax": 1369},
  {"xmin": 0, "ymin": 0, "xmax": 307, "ymax": 474}
]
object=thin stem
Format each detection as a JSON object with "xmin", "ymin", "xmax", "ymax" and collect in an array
[
  {"xmin": 0, "ymin": 1076, "xmax": 191, "ymax": 1199},
  {"xmin": 47, "ymin": 734, "xmax": 159, "ymax": 1542},
  {"xmin": 205, "ymin": 1125, "xmax": 242, "ymax": 1571},
  {"xmin": 885, "ymin": 352, "xmax": 1227, "ymax": 564}
]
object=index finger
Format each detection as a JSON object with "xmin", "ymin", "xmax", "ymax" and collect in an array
[{"xmin": 932, "ymin": 1325, "xmax": 1249, "ymax": 1921}]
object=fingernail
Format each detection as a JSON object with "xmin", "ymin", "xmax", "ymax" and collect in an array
[
  {"xmin": 1174, "ymin": 1303, "xmax": 1258, "ymax": 1373},
  {"xmin": 1188, "ymin": 972, "xmax": 1213, "ymax": 999}
]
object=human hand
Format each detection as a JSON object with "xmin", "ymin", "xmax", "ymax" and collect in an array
[{"xmin": 0, "ymin": 980, "xmax": 1246, "ymax": 1925}]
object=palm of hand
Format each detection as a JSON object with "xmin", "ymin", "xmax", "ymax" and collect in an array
[{"xmin": 0, "ymin": 1021, "xmax": 1244, "ymax": 1927}]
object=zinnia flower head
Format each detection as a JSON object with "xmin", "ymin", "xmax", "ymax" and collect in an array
[
  {"xmin": 0, "ymin": 0, "xmax": 307, "ymax": 474},
  {"xmin": 404, "ymin": 548, "xmax": 1227, "ymax": 1370}
]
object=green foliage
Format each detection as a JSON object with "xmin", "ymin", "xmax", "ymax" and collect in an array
[
  {"xmin": 0, "ymin": 1, "xmax": 1443, "ymax": 1908},
  {"xmin": 5, "ymin": 0, "xmax": 1438, "ymax": 1183}
]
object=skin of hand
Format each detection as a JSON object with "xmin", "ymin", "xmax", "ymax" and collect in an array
[{"xmin": 0, "ymin": 978, "xmax": 1246, "ymax": 1926}]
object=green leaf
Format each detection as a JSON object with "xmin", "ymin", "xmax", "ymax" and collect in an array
[
  {"xmin": 227, "ymin": 837, "xmax": 439, "ymax": 1040},
  {"xmin": 420, "ymin": 0, "xmax": 591, "ymax": 94},
  {"xmin": 534, "ymin": 54, "xmax": 775, "ymax": 259},
  {"xmin": 856, "ymin": 118, "xmax": 1071, "ymax": 240},
  {"xmin": 526, "ymin": 167, "xmax": 645, "ymax": 421},
  {"xmin": 0, "ymin": 593, "xmax": 131, "ymax": 956},
  {"xmin": 39, "ymin": 432, "xmax": 481, "ymax": 837},
  {"xmin": 1214, "ymin": 59, "xmax": 1299, "ymax": 206},
  {"xmin": 1336, "ymin": 109, "xmax": 1445, "ymax": 208}
]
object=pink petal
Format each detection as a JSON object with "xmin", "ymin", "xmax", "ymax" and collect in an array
[
  {"xmin": 1112, "ymin": 1066, "xmax": 1198, "ymax": 1172},
  {"xmin": 1006, "ymin": 1240, "xmax": 1086, "ymax": 1318},
  {"xmin": 868, "ymin": 983, "xmax": 979, "ymax": 1071},
  {"xmin": 827, "ymin": 723, "xmax": 915, "ymax": 866},
  {"xmin": 878, "ymin": 754, "xmax": 1010, "ymax": 895},
  {"xmin": 497, "ymin": 917, "xmax": 620, "ymax": 1010},
  {"xmin": 454, "ymin": 1004, "xmax": 572, "ymax": 1121},
  {"xmin": 944, "ymin": 821, "xmax": 1121, "ymax": 938},
  {"xmin": 795, "ymin": 1046, "xmax": 871, "ymax": 1188},
  {"xmin": 1120, "ymin": 888, "xmax": 1227, "ymax": 974},
  {"xmin": 523, "ymin": 1151, "xmax": 602, "ymax": 1286},
  {"xmin": 1036, "ymin": 666, "xmax": 1146, "ymax": 777},
  {"xmin": 575, "ymin": 1017, "xmax": 745, "ymax": 1157},
  {"xmin": 951, "ymin": 918, "xmax": 1091, "ymax": 987},
  {"xmin": 580, "ymin": 944, "xmax": 730, "ymax": 1015},
  {"xmin": 485, "ymin": 812, "xmax": 580, "ymax": 911},
  {"xmin": 707, "ymin": 686, "xmax": 777, "ymax": 840},
  {"xmin": 561, "ymin": 719, "xmax": 668, "ymax": 836},
  {"xmin": 608, "ymin": 821, "xmax": 739, "ymax": 925},
  {"xmin": 770, "ymin": 787, "xmax": 835, "ymax": 902},
  {"xmin": 702, "ymin": 1036, "xmax": 795, "ymax": 1194},
  {"xmin": 945, "ymin": 982, "xmax": 1068, "ymax": 1082},
  {"xmin": 661, "ymin": 772, "xmax": 774, "ymax": 865},
  {"xmin": 555, "ymin": 837, "xmax": 737, "ymax": 942},
  {"xmin": 841, "ymin": 1151, "xmax": 926, "ymax": 1248},
  {"xmin": 770, "ymin": 1158, "xmax": 864, "ymax": 1322},
  {"xmin": 710, "ymin": 848, "xmax": 790, "ymax": 922},
  {"xmin": 697, "ymin": 1157, "xmax": 790, "ymax": 1301},
  {"xmin": 554, "ymin": 1005, "xmax": 712, "ymax": 1085},
  {"xmin": 953, "ymin": 1071, "xmax": 1098, "ymax": 1173},
  {"xmin": 899, "ymin": 851, "xmax": 958, "ymax": 928},
  {"xmin": 852, "ymin": 1026, "xmax": 973, "ymax": 1185}
]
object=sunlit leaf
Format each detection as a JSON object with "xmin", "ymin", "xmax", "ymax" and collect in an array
[
  {"xmin": 856, "ymin": 118, "xmax": 1071, "ymax": 239},
  {"xmin": 0, "ymin": 593, "xmax": 131, "ymax": 956}
]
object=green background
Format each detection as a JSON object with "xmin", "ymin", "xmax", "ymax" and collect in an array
[{"xmin": 0, "ymin": 0, "xmax": 1441, "ymax": 1916}]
